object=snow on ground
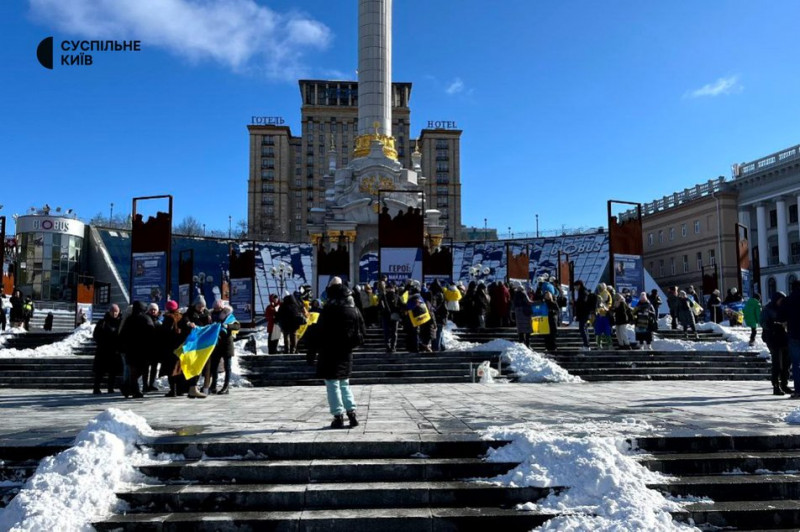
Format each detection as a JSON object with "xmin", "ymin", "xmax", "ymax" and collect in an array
[
  {"xmin": 0, "ymin": 409, "xmax": 174, "ymax": 532},
  {"xmin": 0, "ymin": 323, "xmax": 92, "ymax": 358},
  {"xmin": 481, "ymin": 420, "xmax": 697, "ymax": 531},
  {"xmin": 444, "ymin": 322, "xmax": 581, "ymax": 383},
  {"xmin": 0, "ymin": 326, "xmax": 26, "ymax": 348},
  {"xmin": 649, "ymin": 318, "xmax": 770, "ymax": 358},
  {"xmin": 782, "ymin": 407, "xmax": 800, "ymax": 425}
]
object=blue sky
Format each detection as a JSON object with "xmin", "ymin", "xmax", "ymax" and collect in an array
[{"xmin": 2, "ymin": 0, "xmax": 800, "ymax": 238}]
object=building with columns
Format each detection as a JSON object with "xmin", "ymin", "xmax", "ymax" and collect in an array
[
  {"xmin": 639, "ymin": 177, "xmax": 740, "ymax": 298},
  {"xmin": 731, "ymin": 143, "xmax": 800, "ymax": 297}
]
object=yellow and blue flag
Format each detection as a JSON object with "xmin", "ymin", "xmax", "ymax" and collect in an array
[{"xmin": 175, "ymin": 322, "xmax": 222, "ymax": 379}]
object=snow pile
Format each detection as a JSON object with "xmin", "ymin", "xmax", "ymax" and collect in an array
[
  {"xmin": 482, "ymin": 421, "xmax": 695, "ymax": 531},
  {"xmin": 782, "ymin": 407, "xmax": 800, "ymax": 425},
  {"xmin": 0, "ymin": 325, "xmax": 26, "ymax": 348},
  {"xmin": 697, "ymin": 321, "xmax": 770, "ymax": 358},
  {"xmin": 0, "ymin": 323, "xmax": 92, "ymax": 358},
  {"xmin": 649, "ymin": 320, "xmax": 768, "ymax": 358},
  {"xmin": 442, "ymin": 321, "xmax": 478, "ymax": 351},
  {"xmin": 477, "ymin": 339, "xmax": 581, "ymax": 383},
  {"xmin": 0, "ymin": 408, "xmax": 167, "ymax": 531}
]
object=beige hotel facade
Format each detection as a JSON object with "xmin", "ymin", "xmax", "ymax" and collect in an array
[{"xmin": 247, "ymin": 80, "xmax": 462, "ymax": 243}]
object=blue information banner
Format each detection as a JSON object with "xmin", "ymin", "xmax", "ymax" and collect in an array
[
  {"xmin": 230, "ymin": 278, "xmax": 253, "ymax": 323},
  {"xmin": 741, "ymin": 269, "xmax": 752, "ymax": 298},
  {"xmin": 614, "ymin": 253, "xmax": 644, "ymax": 296},
  {"xmin": 132, "ymin": 251, "xmax": 166, "ymax": 308},
  {"xmin": 380, "ymin": 247, "xmax": 423, "ymax": 282}
]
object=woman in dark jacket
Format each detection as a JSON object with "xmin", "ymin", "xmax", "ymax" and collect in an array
[
  {"xmin": 276, "ymin": 294, "xmax": 305, "ymax": 354},
  {"xmin": 159, "ymin": 300, "xmax": 189, "ymax": 397},
  {"xmin": 474, "ymin": 283, "xmax": 491, "ymax": 330},
  {"xmin": 92, "ymin": 304, "xmax": 123, "ymax": 394},
  {"xmin": 316, "ymin": 278, "xmax": 366, "ymax": 429},
  {"xmin": 634, "ymin": 293, "xmax": 656, "ymax": 350},
  {"xmin": 707, "ymin": 289, "xmax": 723, "ymax": 324},
  {"xmin": 9, "ymin": 290, "xmax": 23, "ymax": 327},
  {"xmin": 511, "ymin": 282, "xmax": 533, "ymax": 347}
]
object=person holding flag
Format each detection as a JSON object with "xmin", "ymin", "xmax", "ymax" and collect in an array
[
  {"xmin": 208, "ymin": 300, "xmax": 240, "ymax": 395},
  {"xmin": 179, "ymin": 295, "xmax": 212, "ymax": 398}
]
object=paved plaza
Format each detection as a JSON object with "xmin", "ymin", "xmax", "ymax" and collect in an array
[{"xmin": 1, "ymin": 381, "xmax": 796, "ymax": 448}]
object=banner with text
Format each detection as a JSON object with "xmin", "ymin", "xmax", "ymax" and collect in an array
[
  {"xmin": 230, "ymin": 278, "xmax": 254, "ymax": 323},
  {"xmin": 132, "ymin": 251, "xmax": 166, "ymax": 308},
  {"xmin": 613, "ymin": 253, "xmax": 644, "ymax": 296},
  {"xmin": 380, "ymin": 247, "xmax": 423, "ymax": 282}
]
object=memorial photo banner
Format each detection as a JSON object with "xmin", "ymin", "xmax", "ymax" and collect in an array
[{"xmin": 380, "ymin": 247, "xmax": 423, "ymax": 282}]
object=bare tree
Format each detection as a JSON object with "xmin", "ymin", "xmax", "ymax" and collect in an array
[
  {"xmin": 174, "ymin": 216, "xmax": 203, "ymax": 236},
  {"xmin": 88, "ymin": 212, "xmax": 132, "ymax": 229}
]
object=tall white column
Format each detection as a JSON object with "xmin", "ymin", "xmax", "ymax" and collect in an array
[
  {"xmin": 756, "ymin": 203, "xmax": 768, "ymax": 268},
  {"xmin": 777, "ymin": 196, "xmax": 789, "ymax": 265},
  {"xmin": 358, "ymin": 0, "xmax": 392, "ymax": 137}
]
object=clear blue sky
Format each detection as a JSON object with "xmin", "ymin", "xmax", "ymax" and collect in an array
[{"xmin": 2, "ymin": 0, "xmax": 800, "ymax": 237}]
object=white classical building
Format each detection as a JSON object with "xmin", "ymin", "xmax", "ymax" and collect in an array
[{"xmin": 731, "ymin": 143, "xmax": 800, "ymax": 297}]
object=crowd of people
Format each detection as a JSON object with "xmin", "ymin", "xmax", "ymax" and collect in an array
[
  {"xmin": 91, "ymin": 295, "xmax": 240, "ymax": 400},
  {"xmin": 0, "ymin": 290, "xmax": 35, "ymax": 331}
]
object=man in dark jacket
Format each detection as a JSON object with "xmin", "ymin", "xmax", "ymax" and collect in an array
[
  {"xmin": 118, "ymin": 301, "xmax": 156, "ymax": 398},
  {"xmin": 573, "ymin": 280, "xmax": 592, "ymax": 350},
  {"xmin": 782, "ymin": 281, "xmax": 800, "ymax": 398},
  {"xmin": 315, "ymin": 277, "xmax": 366, "ymax": 429},
  {"xmin": 378, "ymin": 281, "xmax": 401, "ymax": 353},
  {"xmin": 92, "ymin": 304, "xmax": 122, "ymax": 394},
  {"xmin": 763, "ymin": 291, "xmax": 791, "ymax": 395},
  {"xmin": 182, "ymin": 295, "xmax": 212, "ymax": 398},
  {"xmin": 667, "ymin": 286, "xmax": 680, "ymax": 330}
]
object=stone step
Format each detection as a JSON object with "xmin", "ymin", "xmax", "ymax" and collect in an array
[
  {"xmin": 673, "ymin": 499, "xmax": 800, "ymax": 530},
  {"xmin": 636, "ymin": 435, "xmax": 800, "ymax": 453},
  {"xmin": 119, "ymin": 481, "xmax": 551, "ymax": 512},
  {"xmin": 577, "ymin": 373, "xmax": 769, "ymax": 382},
  {"xmin": 139, "ymin": 458, "xmax": 520, "ymax": 484},
  {"xmin": 94, "ymin": 507, "xmax": 558, "ymax": 532},
  {"xmin": 148, "ymin": 437, "xmax": 510, "ymax": 460},
  {"xmin": 651, "ymin": 474, "xmax": 800, "ymax": 501},
  {"xmin": 638, "ymin": 451, "xmax": 800, "ymax": 476},
  {"xmin": 247, "ymin": 376, "xmax": 479, "ymax": 386},
  {"xmin": 553, "ymin": 361, "xmax": 769, "ymax": 370},
  {"xmin": 560, "ymin": 367, "xmax": 768, "ymax": 375}
]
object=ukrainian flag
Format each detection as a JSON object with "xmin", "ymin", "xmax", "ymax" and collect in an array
[{"xmin": 175, "ymin": 323, "xmax": 222, "ymax": 379}]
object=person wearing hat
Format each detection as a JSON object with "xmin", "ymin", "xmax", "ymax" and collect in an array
[
  {"xmin": 264, "ymin": 294, "xmax": 281, "ymax": 354},
  {"xmin": 181, "ymin": 294, "xmax": 212, "ymax": 398},
  {"xmin": 677, "ymin": 290, "xmax": 699, "ymax": 339},
  {"xmin": 118, "ymin": 301, "xmax": 157, "ymax": 398},
  {"xmin": 707, "ymin": 289, "xmax": 723, "ymax": 324},
  {"xmin": 510, "ymin": 280, "xmax": 533, "ymax": 347},
  {"xmin": 314, "ymin": 276, "xmax": 366, "ymax": 429},
  {"xmin": 208, "ymin": 300, "xmax": 240, "ymax": 395},
  {"xmin": 160, "ymin": 300, "xmax": 189, "ymax": 397},
  {"xmin": 143, "ymin": 303, "xmax": 162, "ymax": 392}
]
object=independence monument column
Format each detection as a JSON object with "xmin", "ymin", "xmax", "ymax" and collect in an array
[{"xmin": 353, "ymin": 0, "xmax": 397, "ymax": 160}]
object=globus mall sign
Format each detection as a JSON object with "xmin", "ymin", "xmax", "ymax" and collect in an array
[{"xmin": 15, "ymin": 215, "xmax": 85, "ymax": 238}]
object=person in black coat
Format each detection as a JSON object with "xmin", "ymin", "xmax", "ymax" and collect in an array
[
  {"xmin": 0, "ymin": 294, "xmax": 6, "ymax": 331},
  {"xmin": 543, "ymin": 292, "xmax": 560, "ymax": 352},
  {"xmin": 428, "ymin": 281, "xmax": 448, "ymax": 352},
  {"xmin": 9, "ymin": 289, "xmax": 23, "ymax": 327},
  {"xmin": 208, "ymin": 300, "xmax": 241, "ymax": 395},
  {"xmin": 277, "ymin": 294, "xmax": 305, "ymax": 354},
  {"xmin": 92, "ymin": 304, "xmax": 122, "ymax": 394},
  {"xmin": 378, "ymin": 281, "xmax": 401, "ymax": 353},
  {"xmin": 118, "ymin": 301, "xmax": 157, "ymax": 398},
  {"xmin": 315, "ymin": 277, "xmax": 366, "ymax": 429},
  {"xmin": 763, "ymin": 291, "xmax": 791, "ymax": 395}
]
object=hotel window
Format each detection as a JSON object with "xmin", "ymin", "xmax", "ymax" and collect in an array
[
  {"xmin": 436, "ymin": 139, "xmax": 448, "ymax": 149},
  {"xmin": 696, "ymin": 252, "xmax": 702, "ymax": 270},
  {"xmin": 669, "ymin": 228, "xmax": 675, "ymax": 241},
  {"xmin": 648, "ymin": 233, "xmax": 654, "ymax": 246},
  {"xmin": 683, "ymin": 255, "xmax": 689, "ymax": 273},
  {"xmin": 658, "ymin": 230, "xmax": 663, "ymax": 243},
  {"xmin": 261, "ymin": 170, "xmax": 274, "ymax": 180},
  {"xmin": 681, "ymin": 223, "xmax": 687, "ymax": 237},
  {"xmin": 262, "ymin": 135, "xmax": 274, "ymax": 145},
  {"xmin": 709, "ymin": 249, "xmax": 716, "ymax": 265},
  {"xmin": 694, "ymin": 220, "xmax": 701, "ymax": 234},
  {"xmin": 262, "ymin": 183, "xmax": 274, "ymax": 193},
  {"xmin": 436, "ymin": 186, "xmax": 448, "ymax": 195},
  {"xmin": 436, "ymin": 162, "xmax": 450, "ymax": 172}
]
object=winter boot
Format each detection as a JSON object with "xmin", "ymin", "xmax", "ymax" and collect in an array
[
  {"xmin": 188, "ymin": 386, "xmax": 207, "ymax": 399},
  {"xmin": 330, "ymin": 415, "xmax": 345, "ymax": 429},
  {"xmin": 346, "ymin": 410, "xmax": 359, "ymax": 428},
  {"xmin": 774, "ymin": 386, "xmax": 786, "ymax": 396}
]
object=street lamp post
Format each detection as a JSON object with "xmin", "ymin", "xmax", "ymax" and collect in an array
[
  {"xmin": 109, "ymin": 202, "xmax": 114, "ymax": 223},
  {"xmin": 270, "ymin": 261, "xmax": 293, "ymax": 296},
  {"xmin": 536, "ymin": 214, "xmax": 539, "ymax": 238},
  {"xmin": 483, "ymin": 218, "xmax": 488, "ymax": 246},
  {"xmin": 228, "ymin": 215, "xmax": 232, "ymax": 239}
]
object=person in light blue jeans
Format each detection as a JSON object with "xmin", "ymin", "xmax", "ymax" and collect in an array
[{"xmin": 311, "ymin": 277, "xmax": 366, "ymax": 428}]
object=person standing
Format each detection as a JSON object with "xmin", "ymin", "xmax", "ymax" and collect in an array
[
  {"xmin": 707, "ymin": 289, "xmax": 723, "ymax": 324},
  {"xmin": 649, "ymin": 289, "xmax": 662, "ymax": 331},
  {"xmin": 143, "ymin": 303, "xmax": 162, "ymax": 392},
  {"xmin": 677, "ymin": 291, "xmax": 698, "ymax": 339},
  {"xmin": 276, "ymin": 293, "xmax": 305, "ymax": 354},
  {"xmin": 315, "ymin": 277, "xmax": 366, "ymax": 429},
  {"xmin": 9, "ymin": 289, "xmax": 23, "ymax": 328},
  {"xmin": 118, "ymin": 301, "xmax": 156, "ymax": 399},
  {"xmin": 208, "ymin": 300, "xmax": 240, "ymax": 394},
  {"xmin": 634, "ymin": 293, "xmax": 656, "ymax": 350},
  {"xmin": 474, "ymin": 283, "xmax": 490, "ymax": 330},
  {"xmin": 378, "ymin": 281, "xmax": 400, "ymax": 353},
  {"xmin": 763, "ymin": 291, "xmax": 791, "ymax": 396},
  {"xmin": 22, "ymin": 297, "xmax": 34, "ymax": 331},
  {"xmin": 0, "ymin": 294, "xmax": 7, "ymax": 331},
  {"xmin": 612, "ymin": 293, "xmax": 632, "ymax": 350},
  {"xmin": 667, "ymin": 286, "xmax": 680, "ymax": 330},
  {"xmin": 511, "ymin": 281, "xmax": 533, "ymax": 347},
  {"xmin": 594, "ymin": 283, "xmax": 613, "ymax": 349},
  {"xmin": 573, "ymin": 280, "xmax": 592, "ymax": 350},
  {"xmin": 428, "ymin": 281, "xmax": 448, "ymax": 352},
  {"xmin": 543, "ymin": 292, "xmax": 560, "ymax": 352},
  {"xmin": 743, "ymin": 294, "xmax": 762, "ymax": 346},
  {"xmin": 183, "ymin": 295, "xmax": 212, "ymax": 398},
  {"xmin": 264, "ymin": 294, "xmax": 280, "ymax": 354},
  {"xmin": 92, "ymin": 304, "xmax": 122, "ymax": 394},
  {"xmin": 782, "ymin": 281, "xmax": 800, "ymax": 398},
  {"xmin": 160, "ymin": 300, "xmax": 188, "ymax": 397}
]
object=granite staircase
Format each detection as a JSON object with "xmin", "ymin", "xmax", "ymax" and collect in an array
[
  {"xmin": 639, "ymin": 434, "xmax": 800, "ymax": 530},
  {"xmin": 93, "ymin": 436, "xmax": 560, "ymax": 531}
]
